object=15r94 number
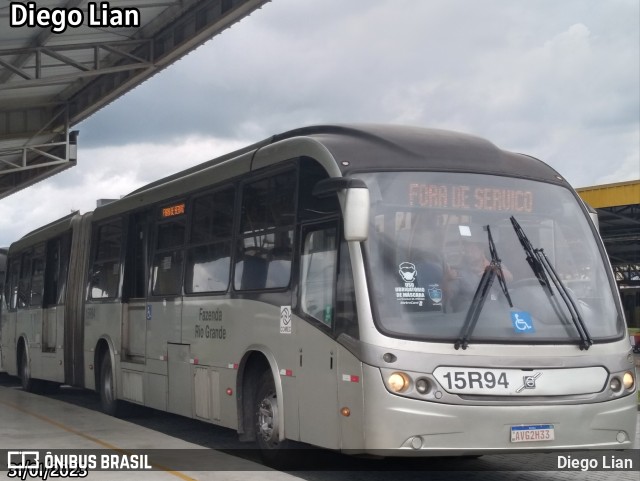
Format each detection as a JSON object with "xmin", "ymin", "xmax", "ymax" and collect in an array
[{"xmin": 442, "ymin": 370, "xmax": 510, "ymax": 390}]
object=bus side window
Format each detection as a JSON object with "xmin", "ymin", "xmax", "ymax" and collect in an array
[
  {"xmin": 152, "ymin": 210, "xmax": 186, "ymax": 296},
  {"xmin": 18, "ymin": 250, "xmax": 32, "ymax": 308},
  {"xmin": 236, "ymin": 169, "xmax": 296, "ymax": 291},
  {"xmin": 90, "ymin": 220, "xmax": 123, "ymax": 299},
  {"xmin": 7, "ymin": 257, "xmax": 20, "ymax": 310},
  {"xmin": 300, "ymin": 226, "xmax": 337, "ymax": 327},
  {"xmin": 29, "ymin": 245, "xmax": 45, "ymax": 307},
  {"xmin": 185, "ymin": 188, "xmax": 234, "ymax": 294},
  {"xmin": 43, "ymin": 238, "xmax": 61, "ymax": 307}
]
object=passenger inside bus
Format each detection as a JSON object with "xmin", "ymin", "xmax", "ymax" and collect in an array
[{"xmin": 449, "ymin": 238, "xmax": 513, "ymax": 312}]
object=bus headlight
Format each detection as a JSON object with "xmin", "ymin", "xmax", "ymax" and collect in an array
[
  {"xmin": 388, "ymin": 372, "xmax": 410, "ymax": 393},
  {"xmin": 610, "ymin": 377, "xmax": 622, "ymax": 392},
  {"xmin": 415, "ymin": 378, "xmax": 430, "ymax": 395},
  {"xmin": 622, "ymin": 371, "xmax": 635, "ymax": 390}
]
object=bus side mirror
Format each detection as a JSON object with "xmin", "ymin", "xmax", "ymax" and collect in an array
[
  {"xmin": 344, "ymin": 187, "xmax": 369, "ymax": 241},
  {"xmin": 313, "ymin": 177, "xmax": 370, "ymax": 241}
]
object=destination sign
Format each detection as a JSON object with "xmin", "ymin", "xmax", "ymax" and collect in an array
[
  {"xmin": 408, "ymin": 183, "xmax": 533, "ymax": 212},
  {"xmin": 161, "ymin": 203, "xmax": 186, "ymax": 218}
]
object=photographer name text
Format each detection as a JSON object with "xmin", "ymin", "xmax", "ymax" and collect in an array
[
  {"xmin": 557, "ymin": 454, "xmax": 634, "ymax": 471},
  {"xmin": 10, "ymin": 2, "xmax": 140, "ymax": 33}
]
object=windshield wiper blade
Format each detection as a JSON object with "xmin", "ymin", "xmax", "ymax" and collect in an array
[
  {"xmin": 455, "ymin": 225, "xmax": 511, "ymax": 350},
  {"xmin": 509, "ymin": 217, "xmax": 551, "ymax": 290},
  {"xmin": 509, "ymin": 216, "xmax": 593, "ymax": 350},
  {"xmin": 454, "ymin": 265, "xmax": 495, "ymax": 350},
  {"xmin": 487, "ymin": 225, "xmax": 513, "ymax": 308},
  {"xmin": 537, "ymin": 247, "xmax": 593, "ymax": 349}
]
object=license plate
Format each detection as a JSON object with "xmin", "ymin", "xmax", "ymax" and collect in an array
[
  {"xmin": 432, "ymin": 366, "xmax": 607, "ymax": 396},
  {"xmin": 510, "ymin": 424, "xmax": 555, "ymax": 443}
]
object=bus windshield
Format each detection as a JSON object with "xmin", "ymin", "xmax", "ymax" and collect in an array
[{"xmin": 357, "ymin": 171, "xmax": 624, "ymax": 345}]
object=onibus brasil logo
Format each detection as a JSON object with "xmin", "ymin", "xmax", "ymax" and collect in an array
[{"xmin": 6, "ymin": 450, "xmax": 152, "ymax": 478}]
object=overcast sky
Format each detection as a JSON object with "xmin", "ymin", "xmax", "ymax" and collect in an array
[{"xmin": 0, "ymin": 0, "xmax": 638, "ymax": 245}]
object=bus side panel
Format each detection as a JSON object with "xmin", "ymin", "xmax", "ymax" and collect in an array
[
  {"xmin": 182, "ymin": 297, "xmax": 239, "ymax": 430},
  {"xmin": 1, "ymin": 309, "xmax": 17, "ymax": 375},
  {"xmin": 337, "ymin": 344, "xmax": 365, "ymax": 450},
  {"xmin": 167, "ymin": 343, "xmax": 192, "ymax": 417},
  {"xmin": 296, "ymin": 318, "xmax": 340, "ymax": 449},
  {"xmin": 84, "ymin": 303, "xmax": 122, "ymax": 391},
  {"xmin": 147, "ymin": 299, "xmax": 182, "ymax": 364},
  {"xmin": 16, "ymin": 308, "xmax": 37, "ymax": 371},
  {"xmin": 184, "ymin": 298, "xmax": 299, "ymax": 434},
  {"xmin": 33, "ymin": 305, "xmax": 65, "ymax": 383}
]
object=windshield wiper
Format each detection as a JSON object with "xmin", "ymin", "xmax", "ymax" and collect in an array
[
  {"xmin": 509, "ymin": 216, "xmax": 550, "ymax": 290},
  {"xmin": 510, "ymin": 216, "xmax": 593, "ymax": 350},
  {"xmin": 488, "ymin": 225, "xmax": 513, "ymax": 307},
  {"xmin": 454, "ymin": 225, "xmax": 513, "ymax": 350}
]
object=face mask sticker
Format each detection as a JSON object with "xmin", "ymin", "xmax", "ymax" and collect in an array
[
  {"xmin": 399, "ymin": 262, "xmax": 417, "ymax": 282},
  {"xmin": 396, "ymin": 262, "xmax": 426, "ymax": 307}
]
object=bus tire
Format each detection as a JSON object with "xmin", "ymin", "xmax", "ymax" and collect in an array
[
  {"xmin": 255, "ymin": 370, "xmax": 291, "ymax": 465},
  {"xmin": 99, "ymin": 351, "xmax": 121, "ymax": 416},
  {"xmin": 19, "ymin": 348, "xmax": 43, "ymax": 393}
]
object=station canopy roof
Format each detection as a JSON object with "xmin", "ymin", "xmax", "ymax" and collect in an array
[
  {"xmin": 577, "ymin": 180, "xmax": 640, "ymax": 285},
  {"xmin": 0, "ymin": 0, "xmax": 268, "ymax": 199}
]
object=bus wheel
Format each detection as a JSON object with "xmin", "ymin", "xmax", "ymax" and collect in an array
[
  {"xmin": 255, "ymin": 370, "xmax": 290, "ymax": 464},
  {"xmin": 99, "ymin": 351, "xmax": 120, "ymax": 416},
  {"xmin": 19, "ymin": 348, "xmax": 42, "ymax": 393}
]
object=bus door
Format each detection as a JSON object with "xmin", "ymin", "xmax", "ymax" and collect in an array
[
  {"xmin": 297, "ymin": 221, "xmax": 340, "ymax": 448},
  {"xmin": 42, "ymin": 239, "xmax": 60, "ymax": 355},
  {"xmin": 21, "ymin": 248, "xmax": 43, "ymax": 359},
  {"xmin": 1, "ymin": 256, "xmax": 20, "ymax": 372},
  {"xmin": 39, "ymin": 236, "xmax": 69, "ymax": 382},
  {"xmin": 149, "ymin": 202, "xmax": 187, "ymax": 414},
  {"xmin": 123, "ymin": 211, "xmax": 150, "ymax": 362}
]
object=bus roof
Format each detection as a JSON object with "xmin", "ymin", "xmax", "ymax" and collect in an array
[
  {"xmin": 10, "ymin": 211, "xmax": 81, "ymax": 253},
  {"xmin": 279, "ymin": 125, "xmax": 567, "ymax": 184},
  {"xmin": 93, "ymin": 124, "xmax": 570, "ymax": 221}
]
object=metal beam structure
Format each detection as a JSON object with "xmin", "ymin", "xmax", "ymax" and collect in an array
[
  {"xmin": 0, "ymin": 0, "xmax": 269, "ymax": 199},
  {"xmin": 577, "ymin": 180, "xmax": 640, "ymax": 285}
]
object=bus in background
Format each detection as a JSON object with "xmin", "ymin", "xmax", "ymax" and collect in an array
[
  {"xmin": 0, "ymin": 248, "xmax": 6, "ymax": 290},
  {"xmin": 0, "ymin": 125, "xmax": 636, "ymax": 460}
]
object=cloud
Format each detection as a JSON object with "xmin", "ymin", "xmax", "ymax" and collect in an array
[
  {"xmin": 595, "ymin": 130, "xmax": 640, "ymax": 186},
  {"xmin": 0, "ymin": 136, "xmax": 247, "ymax": 245},
  {"xmin": 2, "ymin": 0, "xmax": 638, "ymax": 242}
]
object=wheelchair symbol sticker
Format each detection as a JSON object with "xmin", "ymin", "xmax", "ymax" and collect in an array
[{"xmin": 511, "ymin": 311, "xmax": 535, "ymax": 333}]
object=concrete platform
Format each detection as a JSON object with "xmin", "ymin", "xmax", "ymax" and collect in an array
[{"xmin": 0, "ymin": 383, "xmax": 302, "ymax": 481}]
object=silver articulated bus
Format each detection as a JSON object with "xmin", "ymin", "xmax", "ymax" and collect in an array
[{"xmin": 0, "ymin": 125, "xmax": 636, "ymax": 458}]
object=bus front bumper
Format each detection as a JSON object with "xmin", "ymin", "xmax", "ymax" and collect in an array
[{"xmin": 360, "ymin": 364, "xmax": 637, "ymax": 455}]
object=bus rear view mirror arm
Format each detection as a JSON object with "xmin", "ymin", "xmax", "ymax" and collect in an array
[{"xmin": 313, "ymin": 177, "xmax": 370, "ymax": 242}]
